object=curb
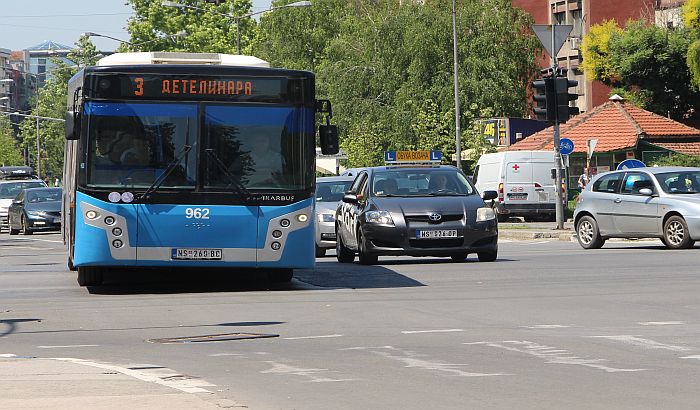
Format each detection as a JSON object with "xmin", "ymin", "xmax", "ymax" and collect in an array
[{"xmin": 499, "ymin": 230, "xmax": 575, "ymax": 241}]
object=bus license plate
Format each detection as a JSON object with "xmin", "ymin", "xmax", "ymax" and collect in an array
[
  {"xmin": 417, "ymin": 230, "xmax": 458, "ymax": 239},
  {"xmin": 171, "ymin": 248, "xmax": 223, "ymax": 260}
]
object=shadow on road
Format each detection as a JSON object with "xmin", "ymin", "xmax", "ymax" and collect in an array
[
  {"xmin": 0, "ymin": 318, "xmax": 42, "ymax": 337},
  {"xmin": 86, "ymin": 264, "xmax": 424, "ymax": 295}
]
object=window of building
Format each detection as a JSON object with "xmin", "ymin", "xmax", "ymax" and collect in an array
[{"xmin": 553, "ymin": 11, "xmax": 565, "ymax": 25}]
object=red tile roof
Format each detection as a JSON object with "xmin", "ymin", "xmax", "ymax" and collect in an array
[
  {"xmin": 649, "ymin": 142, "xmax": 700, "ymax": 156},
  {"xmin": 509, "ymin": 101, "xmax": 700, "ymax": 154}
]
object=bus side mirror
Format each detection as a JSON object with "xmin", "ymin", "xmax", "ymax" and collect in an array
[
  {"xmin": 65, "ymin": 111, "xmax": 80, "ymax": 140},
  {"xmin": 319, "ymin": 125, "xmax": 339, "ymax": 155}
]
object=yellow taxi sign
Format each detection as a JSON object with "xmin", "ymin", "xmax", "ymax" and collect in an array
[{"xmin": 384, "ymin": 150, "xmax": 442, "ymax": 164}]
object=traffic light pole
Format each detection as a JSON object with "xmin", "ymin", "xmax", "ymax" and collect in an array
[{"xmin": 551, "ymin": 26, "xmax": 565, "ymax": 230}]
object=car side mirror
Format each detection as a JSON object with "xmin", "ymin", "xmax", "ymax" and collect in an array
[
  {"xmin": 65, "ymin": 111, "xmax": 80, "ymax": 140},
  {"xmin": 342, "ymin": 193, "xmax": 358, "ymax": 204},
  {"xmin": 481, "ymin": 190, "xmax": 498, "ymax": 201},
  {"xmin": 639, "ymin": 188, "xmax": 654, "ymax": 196}
]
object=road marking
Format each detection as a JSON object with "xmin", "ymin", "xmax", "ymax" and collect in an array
[
  {"xmin": 24, "ymin": 238, "xmax": 63, "ymax": 244},
  {"xmin": 401, "ymin": 329, "xmax": 464, "ymax": 334},
  {"xmin": 680, "ymin": 355, "xmax": 700, "ymax": 360},
  {"xmin": 37, "ymin": 344, "xmax": 99, "ymax": 349},
  {"xmin": 208, "ymin": 353, "xmax": 244, "ymax": 357},
  {"xmin": 586, "ymin": 335, "xmax": 692, "ymax": 352},
  {"xmin": 344, "ymin": 346, "xmax": 508, "ymax": 377},
  {"xmin": 0, "ymin": 353, "xmax": 17, "ymax": 357},
  {"xmin": 261, "ymin": 361, "xmax": 357, "ymax": 382},
  {"xmin": 638, "ymin": 321, "xmax": 685, "ymax": 326},
  {"xmin": 520, "ymin": 325, "xmax": 571, "ymax": 329},
  {"xmin": 284, "ymin": 334, "xmax": 343, "ymax": 340},
  {"xmin": 464, "ymin": 341, "xmax": 647, "ymax": 373},
  {"xmin": 51, "ymin": 358, "xmax": 214, "ymax": 393}
]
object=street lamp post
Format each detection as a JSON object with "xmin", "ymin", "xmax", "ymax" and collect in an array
[
  {"xmin": 162, "ymin": 0, "xmax": 311, "ymax": 55},
  {"xmin": 83, "ymin": 31, "xmax": 188, "ymax": 50},
  {"xmin": 451, "ymin": 0, "xmax": 462, "ymax": 170}
]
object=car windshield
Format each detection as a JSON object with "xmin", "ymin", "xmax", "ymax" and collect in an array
[
  {"xmin": 0, "ymin": 181, "xmax": 46, "ymax": 199},
  {"xmin": 27, "ymin": 189, "xmax": 62, "ymax": 203},
  {"xmin": 372, "ymin": 169, "xmax": 474, "ymax": 197},
  {"xmin": 655, "ymin": 171, "xmax": 700, "ymax": 194},
  {"xmin": 316, "ymin": 181, "xmax": 353, "ymax": 202}
]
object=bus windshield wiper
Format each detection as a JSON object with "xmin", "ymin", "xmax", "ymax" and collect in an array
[
  {"xmin": 205, "ymin": 149, "xmax": 251, "ymax": 200},
  {"xmin": 137, "ymin": 145, "xmax": 192, "ymax": 202}
]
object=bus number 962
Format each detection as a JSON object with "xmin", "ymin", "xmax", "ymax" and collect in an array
[{"xmin": 185, "ymin": 208, "xmax": 210, "ymax": 219}]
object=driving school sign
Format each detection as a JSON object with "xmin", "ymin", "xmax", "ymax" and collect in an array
[{"xmin": 384, "ymin": 150, "xmax": 442, "ymax": 164}]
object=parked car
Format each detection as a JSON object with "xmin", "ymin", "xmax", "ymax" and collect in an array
[
  {"xmin": 8, "ymin": 187, "xmax": 62, "ymax": 235},
  {"xmin": 473, "ymin": 150, "xmax": 558, "ymax": 222},
  {"xmin": 315, "ymin": 175, "xmax": 355, "ymax": 257},
  {"xmin": 0, "ymin": 178, "xmax": 48, "ymax": 231},
  {"xmin": 335, "ymin": 165, "xmax": 499, "ymax": 264},
  {"xmin": 574, "ymin": 167, "xmax": 700, "ymax": 249}
]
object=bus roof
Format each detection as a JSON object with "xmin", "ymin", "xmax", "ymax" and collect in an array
[{"xmin": 97, "ymin": 52, "xmax": 270, "ymax": 68}]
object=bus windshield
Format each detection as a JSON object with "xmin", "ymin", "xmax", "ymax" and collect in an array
[
  {"xmin": 86, "ymin": 102, "xmax": 198, "ymax": 189},
  {"xmin": 204, "ymin": 105, "xmax": 311, "ymax": 190}
]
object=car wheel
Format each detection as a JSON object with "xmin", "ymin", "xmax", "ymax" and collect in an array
[
  {"xmin": 357, "ymin": 229, "xmax": 378, "ymax": 265},
  {"xmin": 9, "ymin": 219, "xmax": 19, "ymax": 235},
  {"xmin": 77, "ymin": 266, "xmax": 103, "ymax": 287},
  {"xmin": 477, "ymin": 251, "xmax": 497, "ymax": 262},
  {"xmin": 576, "ymin": 216, "xmax": 604, "ymax": 249},
  {"xmin": 21, "ymin": 215, "xmax": 33, "ymax": 235},
  {"xmin": 315, "ymin": 245, "xmax": 326, "ymax": 258},
  {"xmin": 268, "ymin": 269, "xmax": 293, "ymax": 283},
  {"xmin": 336, "ymin": 228, "xmax": 355, "ymax": 263},
  {"xmin": 663, "ymin": 215, "xmax": 695, "ymax": 249},
  {"xmin": 450, "ymin": 253, "xmax": 468, "ymax": 262}
]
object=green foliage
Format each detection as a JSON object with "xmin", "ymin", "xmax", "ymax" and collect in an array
[
  {"xmin": 651, "ymin": 153, "xmax": 700, "ymax": 167},
  {"xmin": 0, "ymin": 115, "xmax": 24, "ymax": 166},
  {"xmin": 687, "ymin": 40, "xmax": 700, "ymax": 88},
  {"xmin": 581, "ymin": 20, "xmax": 623, "ymax": 83},
  {"xmin": 125, "ymin": 0, "xmax": 253, "ymax": 53},
  {"xmin": 253, "ymin": 0, "xmax": 540, "ymax": 168},
  {"xmin": 17, "ymin": 35, "xmax": 101, "ymax": 179},
  {"xmin": 683, "ymin": 0, "xmax": 700, "ymax": 30},
  {"xmin": 583, "ymin": 19, "xmax": 700, "ymax": 121}
]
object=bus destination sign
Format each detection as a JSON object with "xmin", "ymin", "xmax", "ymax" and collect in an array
[{"xmin": 89, "ymin": 73, "xmax": 292, "ymax": 102}]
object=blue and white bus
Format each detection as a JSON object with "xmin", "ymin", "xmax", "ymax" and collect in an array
[{"xmin": 63, "ymin": 52, "xmax": 338, "ymax": 286}]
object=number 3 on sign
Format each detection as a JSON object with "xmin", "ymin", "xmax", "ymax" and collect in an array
[
  {"xmin": 134, "ymin": 77, "xmax": 144, "ymax": 96},
  {"xmin": 185, "ymin": 208, "xmax": 210, "ymax": 219}
]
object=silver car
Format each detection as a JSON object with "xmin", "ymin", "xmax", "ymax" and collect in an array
[
  {"xmin": 574, "ymin": 167, "xmax": 700, "ymax": 249},
  {"xmin": 315, "ymin": 176, "xmax": 355, "ymax": 257}
]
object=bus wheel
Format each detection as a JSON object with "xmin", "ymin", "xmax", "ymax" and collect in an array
[
  {"xmin": 77, "ymin": 266, "xmax": 103, "ymax": 287},
  {"xmin": 268, "ymin": 269, "xmax": 293, "ymax": 283}
]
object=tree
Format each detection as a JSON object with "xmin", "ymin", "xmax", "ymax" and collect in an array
[
  {"xmin": 582, "ymin": 19, "xmax": 700, "ymax": 121},
  {"xmin": 124, "ymin": 0, "xmax": 253, "ymax": 53},
  {"xmin": 253, "ymin": 0, "xmax": 540, "ymax": 168},
  {"xmin": 17, "ymin": 35, "xmax": 100, "ymax": 179},
  {"xmin": 0, "ymin": 115, "xmax": 24, "ymax": 166},
  {"xmin": 683, "ymin": 0, "xmax": 700, "ymax": 88}
]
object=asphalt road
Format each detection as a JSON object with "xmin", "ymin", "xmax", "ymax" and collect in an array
[{"xmin": 2, "ymin": 232, "xmax": 700, "ymax": 409}]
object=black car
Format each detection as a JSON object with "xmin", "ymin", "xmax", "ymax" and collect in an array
[
  {"xmin": 335, "ymin": 165, "xmax": 499, "ymax": 264},
  {"xmin": 8, "ymin": 187, "xmax": 62, "ymax": 235}
]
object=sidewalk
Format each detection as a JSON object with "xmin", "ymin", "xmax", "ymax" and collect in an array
[
  {"xmin": 498, "ymin": 220, "xmax": 575, "ymax": 241},
  {"xmin": 0, "ymin": 355, "xmax": 243, "ymax": 410}
]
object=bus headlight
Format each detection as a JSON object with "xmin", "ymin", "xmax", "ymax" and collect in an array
[
  {"xmin": 296, "ymin": 214, "xmax": 308, "ymax": 223},
  {"xmin": 85, "ymin": 210, "xmax": 99, "ymax": 220},
  {"xmin": 476, "ymin": 207, "xmax": 496, "ymax": 222}
]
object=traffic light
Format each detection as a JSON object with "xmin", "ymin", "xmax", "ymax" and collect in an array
[
  {"xmin": 554, "ymin": 70, "xmax": 580, "ymax": 123},
  {"xmin": 532, "ymin": 77, "xmax": 555, "ymax": 122}
]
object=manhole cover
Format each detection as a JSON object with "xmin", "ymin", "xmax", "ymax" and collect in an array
[{"xmin": 148, "ymin": 332, "xmax": 279, "ymax": 344}]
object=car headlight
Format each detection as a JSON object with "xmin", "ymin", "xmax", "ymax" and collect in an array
[
  {"xmin": 476, "ymin": 207, "xmax": 496, "ymax": 222},
  {"xmin": 27, "ymin": 211, "xmax": 47, "ymax": 217},
  {"xmin": 318, "ymin": 213, "xmax": 335, "ymax": 223},
  {"xmin": 365, "ymin": 210, "xmax": 394, "ymax": 225}
]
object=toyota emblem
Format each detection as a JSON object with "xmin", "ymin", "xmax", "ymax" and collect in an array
[{"xmin": 428, "ymin": 213, "xmax": 442, "ymax": 222}]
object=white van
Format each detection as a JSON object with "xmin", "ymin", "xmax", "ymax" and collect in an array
[{"xmin": 473, "ymin": 151, "xmax": 558, "ymax": 222}]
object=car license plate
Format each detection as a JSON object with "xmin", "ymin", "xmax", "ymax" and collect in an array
[
  {"xmin": 416, "ymin": 230, "xmax": 458, "ymax": 239},
  {"xmin": 171, "ymin": 248, "xmax": 223, "ymax": 260},
  {"xmin": 507, "ymin": 192, "xmax": 528, "ymax": 200}
]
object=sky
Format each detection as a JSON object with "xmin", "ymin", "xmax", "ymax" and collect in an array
[{"xmin": 1, "ymin": 0, "xmax": 273, "ymax": 53}]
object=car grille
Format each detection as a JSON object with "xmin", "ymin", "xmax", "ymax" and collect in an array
[
  {"xmin": 409, "ymin": 238, "xmax": 464, "ymax": 248},
  {"xmin": 45, "ymin": 211, "xmax": 61, "ymax": 217},
  {"xmin": 405, "ymin": 214, "xmax": 464, "ymax": 224}
]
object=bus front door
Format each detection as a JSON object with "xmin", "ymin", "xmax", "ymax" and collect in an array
[{"xmin": 134, "ymin": 204, "xmax": 260, "ymax": 266}]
